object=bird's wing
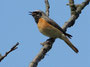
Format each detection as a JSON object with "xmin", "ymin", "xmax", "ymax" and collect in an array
[{"xmin": 44, "ymin": 17, "xmax": 72, "ymax": 38}]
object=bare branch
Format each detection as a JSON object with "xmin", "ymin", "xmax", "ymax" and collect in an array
[
  {"xmin": 45, "ymin": 0, "xmax": 50, "ymax": 16},
  {"xmin": 29, "ymin": 0, "xmax": 90, "ymax": 67},
  {"xmin": 29, "ymin": 38, "xmax": 55, "ymax": 67},
  {"xmin": 0, "ymin": 42, "xmax": 19, "ymax": 62},
  {"xmin": 62, "ymin": 0, "xmax": 90, "ymax": 31}
]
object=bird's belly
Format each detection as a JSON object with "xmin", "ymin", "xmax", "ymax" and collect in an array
[
  {"xmin": 39, "ymin": 27, "xmax": 60, "ymax": 38},
  {"xmin": 37, "ymin": 18, "xmax": 63, "ymax": 38}
]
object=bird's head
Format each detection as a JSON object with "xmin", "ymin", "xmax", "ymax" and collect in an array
[{"xmin": 29, "ymin": 10, "xmax": 46, "ymax": 23}]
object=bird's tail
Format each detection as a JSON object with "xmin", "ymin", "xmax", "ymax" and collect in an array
[{"xmin": 61, "ymin": 36, "xmax": 79, "ymax": 53}]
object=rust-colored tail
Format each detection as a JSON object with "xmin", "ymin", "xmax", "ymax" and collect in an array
[{"xmin": 62, "ymin": 37, "xmax": 79, "ymax": 53}]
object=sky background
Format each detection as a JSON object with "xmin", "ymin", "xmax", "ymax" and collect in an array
[{"xmin": 0, "ymin": 0, "xmax": 90, "ymax": 67}]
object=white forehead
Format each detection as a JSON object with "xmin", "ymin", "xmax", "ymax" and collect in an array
[
  {"xmin": 34, "ymin": 10, "xmax": 41, "ymax": 12},
  {"xmin": 33, "ymin": 10, "xmax": 43, "ymax": 13}
]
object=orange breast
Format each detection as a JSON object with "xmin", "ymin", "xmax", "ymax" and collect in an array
[
  {"xmin": 38, "ymin": 18, "xmax": 50, "ymax": 31},
  {"xmin": 37, "ymin": 18, "xmax": 63, "ymax": 38}
]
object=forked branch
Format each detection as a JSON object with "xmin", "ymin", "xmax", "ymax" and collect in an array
[{"xmin": 29, "ymin": 0, "xmax": 90, "ymax": 67}]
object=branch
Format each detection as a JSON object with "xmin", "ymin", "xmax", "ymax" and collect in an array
[
  {"xmin": 29, "ymin": 0, "xmax": 90, "ymax": 67},
  {"xmin": 45, "ymin": 0, "xmax": 50, "ymax": 16},
  {"xmin": 62, "ymin": 0, "xmax": 90, "ymax": 31},
  {"xmin": 29, "ymin": 38, "xmax": 55, "ymax": 67},
  {"xmin": 0, "ymin": 42, "xmax": 19, "ymax": 62}
]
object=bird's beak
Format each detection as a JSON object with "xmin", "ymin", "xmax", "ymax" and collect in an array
[{"xmin": 29, "ymin": 11, "xmax": 33, "ymax": 15}]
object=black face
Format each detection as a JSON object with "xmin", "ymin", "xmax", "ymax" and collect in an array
[{"xmin": 29, "ymin": 11, "xmax": 42, "ymax": 23}]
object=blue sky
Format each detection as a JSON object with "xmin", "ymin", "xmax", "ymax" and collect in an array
[{"xmin": 0, "ymin": 0, "xmax": 90, "ymax": 67}]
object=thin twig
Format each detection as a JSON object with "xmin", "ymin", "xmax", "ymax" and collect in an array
[
  {"xmin": 0, "ymin": 42, "xmax": 19, "ymax": 62},
  {"xmin": 69, "ymin": 0, "xmax": 77, "ymax": 15},
  {"xmin": 45, "ymin": 0, "xmax": 50, "ymax": 16}
]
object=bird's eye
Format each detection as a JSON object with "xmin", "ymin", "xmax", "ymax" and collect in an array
[
  {"xmin": 36, "ymin": 12, "xmax": 42, "ymax": 16},
  {"xmin": 38, "ymin": 12, "xmax": 42, "ymax": 16},
  {"xmin": 36, "ymin": 12, "xmax": 40, "ymax": 14}
]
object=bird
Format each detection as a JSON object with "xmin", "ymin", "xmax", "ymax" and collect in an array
[{"xmin": 29, "ymin": 10, "xmax": 78, "ymax": 53}]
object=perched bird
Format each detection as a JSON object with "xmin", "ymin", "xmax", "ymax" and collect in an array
[{"xmin": 29, "ymin": 10, "xmax": 78, "ymax": 53}]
